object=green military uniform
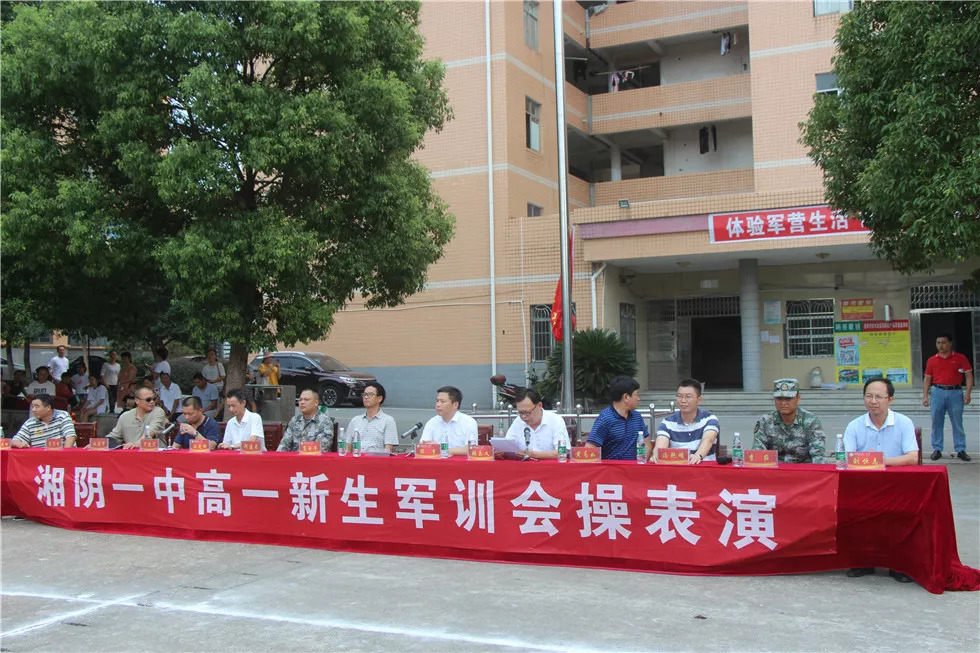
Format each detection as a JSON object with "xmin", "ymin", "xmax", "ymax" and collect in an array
[
  {"xmin": 752, "ymin": 407, "xmax": 826, "ymax": 464},
  {"xmin": 277, "ymin": 410, "xmax": 335, "ymax": 452}
]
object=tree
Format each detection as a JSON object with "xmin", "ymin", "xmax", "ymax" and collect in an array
[
  {"xmin": 1, "ymin": 1, "xmax": 454, "ymax": 389},
  {"xmin": 801, "ymin": 1, "xmax": 980, "ymax": 284},
  {"xmin": 538, "ymin": 329, "xmax": 638, "ymax": 410}
]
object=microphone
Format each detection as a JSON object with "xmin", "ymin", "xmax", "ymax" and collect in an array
[
  {"xmin": 401, "ymin": 422, "xmax": 424, "ymax": 440},
  {"xmin": 523, "ymin": 426, "xmax": 531, "ymax": 450},
  {"xmin": 160, "ymin": 422, "xmax": 177, "ymax": 437}
]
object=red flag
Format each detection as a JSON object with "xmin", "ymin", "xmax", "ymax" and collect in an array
[{"xmin": 551, "ymin": 232, "xmax": 575, "ymax": 342}]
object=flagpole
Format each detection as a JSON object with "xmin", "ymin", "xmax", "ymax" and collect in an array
[{"xmin": 552, "ymin": 0, "xmax": 574, "ymax": 411}]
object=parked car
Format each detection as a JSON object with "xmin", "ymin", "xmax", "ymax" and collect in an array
[
  {"xmin": 0, "ymin": 357, "xmax": 26, "ymax": 381},
  {"xmin": 247, "ymin": 351, "xmax": 376, "ymax": 407}
]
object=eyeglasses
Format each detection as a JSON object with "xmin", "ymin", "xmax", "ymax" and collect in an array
[
  {"xmin": 864, "ymin": 394, "xmax": 889, "ymax": 402},
  {"xmin": 362, "ymin": 392, "xmax": 378, "ymax": 397},
  {"xmin": 517, "ymin": 405, "xmax": 540, "ymax": 417},
  {"xmin": 675, "ymin": 394, "xmax": 698, "ymax": 401},
  {"xmin": 138, "ymin": 397, "xmax": 155, "ymax": 403}
]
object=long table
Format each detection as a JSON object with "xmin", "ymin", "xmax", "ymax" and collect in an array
[{"xmin": 2, "ymin": 450, "xmax": 977, "ymax": 594}]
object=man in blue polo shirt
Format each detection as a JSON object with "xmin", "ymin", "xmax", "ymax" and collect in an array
[
  {"xmin": 587, "ymin": 376, "xmax": 648, "ymax": 460},
  {"xmin": 172, "ymin": 396, "xmax": 222, "ymax": 450},
  {"xmin": 653, "ymin": 378, "xmax": 719, "ymax": 464}
]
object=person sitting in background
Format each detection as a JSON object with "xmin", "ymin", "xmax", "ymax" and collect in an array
[
  {"xmin": 158, "ymin": 371, "xmax": 182, "ymax": 422},
  {"xmin": 11, "ymin": 394, "xmax": 77, "ymax": 448},
  {"xmin": 751, "ymin": 378, "xmax": 825, "ymax": 464},
  {"xmin": 190, "ymin": 373, "xmax": 219, "ymax": 418},
  {"xmin": 115, "ymin": 351, "xmax": 138, "ymax": 413},
  {"xmin": 219, "ymin": 389, "xmax": 265, "ymax": 450},
  {"xmin": 104, "ymin": 387, "xmax": 168, "ymax": 449},
  {"xmin": 26, "ymin": 366, "xmax": 56, "ymax": 399},
  {"xmin": 55, "ymin": 373, "xmax": 78, "ymax": 409},
  {"xmin": 78, "ymin": 375, "xmax": 109, "ymax": 422},
  {"xmin": 6, "ymin": 369, "xmax": 28, "ymax": 397},
  {"xmin": 652, "ymin": 378, "xmax": 719, "ymax": 464},
  {"xmin": 587, "ymin": 376, "xmax": 648, "ymax": 460},
  {"xmin": 172, "ymin": 396, "xmax": 221, "ymax": 450},
  {"xmin": 278, "ymin": 389, "xmax": 335, "ymax": 452},
  {"xmin": 70, "ymin": 361, "xmax": 89, "ymax": 403}
]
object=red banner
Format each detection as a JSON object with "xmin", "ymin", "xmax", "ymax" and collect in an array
[
  {"xmin": 709, "ymin": 205, "xmax": 869, "ymax": 243},
  {"xmin": 2, "ymin": 450, "xmax": 837, "ymax": 568}
]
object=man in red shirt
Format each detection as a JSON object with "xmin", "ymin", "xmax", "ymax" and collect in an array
[{"xmin": 922, "ymin": 333, "xmax": 973, "ymax": 461}]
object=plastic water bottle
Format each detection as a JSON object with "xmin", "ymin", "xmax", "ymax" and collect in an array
[
  {"xmin": 835, "ymin": 433, "xmax": 846, "ymax": 470},
  {"xmin": 732, "ymin": 432, "xmax": 744, "ymax": 468},
  {"xmin": 338, "ymin": 427, "xmax": 347, "ymax": 457},
  {"xmin": 497, "ymin": 416, "xmax": 506, "ymax": 438},
  {"xmin": 636, "ymin": 430, "xmax": 646, "ymax": 464},
  {"xmin": 352, "ymin": 429, "xmax": 361, "ymax": 457},
  {"xmin": 144, "ymin": 425, "xmax": 152, "ymax": 442},
  {"xmin": 440, "ymin": 438, "xmax": 449, "ymax": 459},
  {"xmin": 558, "ymin": 438, "xmax": 568, "ymax": 463}
]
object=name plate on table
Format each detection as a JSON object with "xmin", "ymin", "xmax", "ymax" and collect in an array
[
  {"xmin": 240, "ymin": 440, "xmax": 262, "ymax": 455},
  {"xmin": 847, "ymin": 451, "xmax": 885, "ymax": 470},
  {"xmin": 140, "ymin": 438, "xmax": 159, "ymax": 452},
  {"xmin": 190, "ymin": 440, "xmax": 211, "ymax": 453},
  {"xmin": 89, "ymin": 438, "xmax": 109, "ymax": 451},
  {"xmin": 656, "ymin": 448, "xmax": 689, "ymax": 465},
  {"xmin": 46, "ymin": 437, "xmax": 63, "ymax": 450},
  {"xmin": 0, "ymin": 438, "xmax": 10, "ymax": 450},
  {"xmin": 744, "ymin": 450, "xmax": 778, "ymax": 468},
  {"xmin": 415, "ymin": 443, "xmax": 442, "ymax": 459},
  {"xmin": 571, "ymin": 447, "xmax": 600, "ymax": 463},
  {"xmin": 299, "ymin": 441, "xmax": 322, "ymax": 455},
  {"xmin": 467, "ymin": 445, "xmax": 493, "ymax": 461}
]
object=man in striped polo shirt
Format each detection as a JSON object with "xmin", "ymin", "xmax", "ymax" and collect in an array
[
  {"xmin": 652, "ymin": 378, "xmax": 719, "ymax": 464},
  {"xmin": 587, "ymin": 376, "xmax": 649, "ymax": 460},
  {"xmin": 11, "ymin": 395, "xmax": 77, "ymax": 448}
]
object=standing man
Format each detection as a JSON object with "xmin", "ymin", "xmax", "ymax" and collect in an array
[
  {"xmin": 923, "ymin": 333, "xmax": 973, "ymax": 461},
  {"xmin": 115, "ymin": 352, "xmax": 138, "ymax": 413},
  {"xmin": 587, "ymin": 376, "xmax": 649, "ymax": 460},
  {"xmin": 751, "ymin": 378, "xmax": 826, "ymax": 464},
  {"xmin": 172, "ymin": 396, "xmax": 221, "ymax": 450},
  {"xmin": 504, "ymin": 387, "xmax": 569, "ymax": 459},
  {"xmin": 346, "ymin": 382, "xmax": 397, "ymax": 454},
  {"xmin": 157, "ymin": 371, "xmax": 183, "ymax": 422},
  {"xmin": 219, "ymin": 389, "xmax": 265, "ymax": 450},
  {"xmin": 653, "ymin": 378, "xmax": 719, "ymax": 464},
  {"xmin": 105, "ymin": 387, "xmax": 168, "ymax": 449},
  {"xmin": 101, "ymin": 350, "xmax": 121, "ymax": 409},
  {"xmin": 151, "ymin": 347, "xmax": 170, "ymax": 389},
  {"xmin": 190, "ymin": 373, "xmax": 219, "ymax": 418},
  {"xmin": 25, "ymin": 366, "xmax": 56, "ymax": 398},
  {"xmin": 201, "ymin": 347, "xmax": 226, "ymax": 418},
  {"xmin": 420, "ymin": 386, "xmax": 478, "ymax": 456},
  {"xmin": 46, "ymin": 345, "xmax": 70, "ymax": 382},
  {"xmin": 278, "ymin": 389, "xmax": 336, "ymax": 452},
  {"xmin": 11, "ymin": 395, "xmax": 77, "ymax": 448}
]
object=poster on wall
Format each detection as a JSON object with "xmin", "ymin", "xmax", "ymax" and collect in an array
[
  {"xmin": 763, "ymin": 300, "xmax": 782, "ymax": 325},
  {"xmin": 841, "ymin": 298, "xmax": 874, "ymax": 320},
  {"xmin": 834, "ymin": 320, "xmax": 912, "ymax": 386}
]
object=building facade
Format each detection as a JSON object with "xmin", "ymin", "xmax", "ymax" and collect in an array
[{"xmin": 306, "ymin": 0, "xmax": 979, "ymax": 406}]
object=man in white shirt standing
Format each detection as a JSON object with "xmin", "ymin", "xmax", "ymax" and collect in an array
[
  {"xmin": 158, "ymin": 371, "xmax": 183, "ymax": 422},
  {"xmin": 100, "ymin": 350, "xmax": 121, "ymax": 409},
  {"xmin": 219, "ymin": 388, "xmax": 265, "ymax": 450},
  {"xmin": 504, "ymin": 388, "xmax": 569, "ymax": 459},
  {"xmin": 420, "ymin": 385, "xmax": 478, "ymax": 456},
  {"xmin": 46, "ymin": 345, "xmax": 70, "ymax": 382},
  {"xmin": 151, "ymin": 347, "xmax": 171, "ymax": 389}
]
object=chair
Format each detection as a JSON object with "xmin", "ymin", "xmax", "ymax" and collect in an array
[
  {"xmin": 73, "ymin": 422, "xmax": 97, "ymax": 448},
  {"xmin": 477, "ymin": 424, "xmax": 493, "ymax": 446},
  {"xmin": 263, "ymin": 423, "xmax": 284, "ymax": 451}
]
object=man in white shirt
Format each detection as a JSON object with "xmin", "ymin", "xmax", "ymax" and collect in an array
[
  {"xmin": 151, "ymin": 347, "xmax": 171, "ymax": 389},
  {"xmin": 158, "ymin": 371, "xmax": 183, "ymax": 421},
  {"xmin": 46, "ymin": 345, "xmax": 70, "ymax": 382},
  {"xmin": 101, "ymin": 350, "xmax": 121, "ymax": 408},
  {"xmin": 26, "ymin": 366, "xmax": 57, "ymax": 398},
  {"xmin": 504, "ymin": 388, "xmax": 569, "ymax": 459},
  {"xmin": 420, "ymin": 385, "xmax": 478, "ymax": 456},
  {"xmin": 219, "ymin": 388, "xmax": 265, "ymax": 450},
  {"xmin": 78, "ymin": 375, "xmax": 109, "ymax": 421}
]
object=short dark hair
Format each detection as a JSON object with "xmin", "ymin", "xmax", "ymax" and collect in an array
[
  {"xmin": 89, "ymin": 374, "xmax": 99, "ymax": 382},
  {"xmin": 677, "ymin": 378, "xmax": 703, "ymax": 396},
  {"xmin": 514, "ymin": 387, "xmax": 541, "ymax": 405},
  {"xmin": 192, "ymin": 372, "xmax": 205, "ymax": 381},
  {"xmin": 32, "ymin": 394, "xmax": 54, "ymax": 407},
  {"xmin": 142, "ymin": 374, "xmax": 154, "ymax": 384},
  {"xmin": 156, "ymin": 347, "xmax": 168, "ymax": 360},
  {"xmin": 121, "ymin": 351, "xmax": 132, "ymax": 360},
  {"xmin": 182, "ymin": 396, "xmax": 202, "ymax": 409},
  {"xmin": 437, "ymin": 385, "xmax": 462, "ymax": 406},
  {"xmin": 135, "ymin": 387, "xmax": 155, "ymax": 400},
  {"xmin": 863, "ymin": 376, "xmax": 895, "ymax": 397},
  {"xmin": 36, "ymin": 365, "xmax": 49, "ymax": 373},
  {"xmin": 365, "ymin": 382, "xmax": 386, "ymax": 404},
  {"xmin": 936, "ymin": 333, "xmax": 953, "ymax": 342},
  {"xmin": 226, "ymin": 388, "xmax": 246, "ymax": 403},
  {"xmin": 609, "ymin": 376, "xmax": 640, "ymax": 403}
]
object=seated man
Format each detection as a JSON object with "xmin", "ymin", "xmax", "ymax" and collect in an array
[
  {"xmin": 157, "ymin": 371, "xmax": 183, "ymax": 422},
  {"xmin": 751, "ymin": 378, "xmax": 825, "ymax": 464},
  {"xmin": 278, "ymin": 389, "xmax": 335, "ymax": 452},
  {"xmin": 419, "ymin": 385, "xmax": 477, "ymax": 456},
  {"xmin": 26, "ymin": 366, "xmax": 56, "ymax": 399},
  {"xmin": 6, "ymin": 369, "xmax": 28, "ymax": 397},
  {"xmin": 587, "ymin": 376, "xmax": 648, "ymax": 460},
  {"xmin": 503, "ymin": 387, "xmax": 569, "ymax": 459},
  {"xmin": 78, "ymin": 375, "xmax": 110, "ymax": 422},
  {"xmin": 190, "ymin": 373, "xmax": 219, "ymax": 418},
  {"xmin": 219, "ymin": 388, "xmax": 265, "ymax": 450},
  {"xmin": 344, "ymin": 383, "xmax": 396, "ymax": 454},
  {"xmin": 104, "ymin": 387, "xmax": 168, "ymax": 449},
  {"xmin": 172, "ymin": 396, "xmax": 221, "ymax": 450},
  {"xmin": 653, "ymin": 378, "xmax": 719, "ymax": 464},
  {"xmin": 11, "ymin": 394, "xmax": 77, "ymax": 448},
  {"xmin": 55, "ymin": 372, "xmax": 78, "ymax": 409},
  {"xmin": 843, "ymin": 377, "xmax": 919, "ymax": 583}
]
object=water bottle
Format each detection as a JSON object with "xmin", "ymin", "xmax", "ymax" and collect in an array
[
  {"xmin": 636, "ymin": 430, "xmax": 646, "ymax": 464},
  {"xmin": 440, "ymin": 438, "xmax": 449, "ymax": 459},
  {"xmin": 497, "ymin": 416, "xmax": 506, "ymax": 438},
  {"xmin": 338, "ymin": 427, "xmax": 347, "ymax": 457},
  {"xmin": 144, "ymin": 425, "xmax": 152, "ymax": 442},
  {"xmin": 835, "ymin": 433, "xmax": 846, "ymax": 470},
  {"xmin": 557, "ymin": 438, "xmax": 568, "ymax": 463},
  {"xmin": 732, "ymin": 432, "xmax": 744, "ymax": 468},
  {"xmin": 352, "ymin": 429, "xmax": 361, "ymax": 457}
]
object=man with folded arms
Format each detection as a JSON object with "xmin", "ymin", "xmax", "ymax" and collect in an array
[
  {"xmin": 11, "ymin": 395, "xmax": 77, "ymax": 448},
  {"xmin": 172, "ymin": 396, "xmax": 221, "ymax": 450},
  {"xmin": 345, "ymin": 383, "xmax": 397, "ymax": 454},
  {"xmin": 922, "ymin": 333, "xmax": 973, "ymax": 461},
  {"xmin": 219, "ymin": 389, "xmax": 265, "ymax": 450},
  {"xmin": 751, "ymin": 378, "xmax": 825, "ymax": 464},
  {"xmin": 420, "ymin": 385, "xmax": 477, "ymax": 456},
  {"xmin": 503, "ymin": 387, "xmax": 569, "ymax": 459},
  {"xmin": 158, "ymin": 371, "xmax": 183, "ymax": 422},
  {"xmin": 105, "ymin": 387, "xmax": 168, "ymax": 449},
  {"xmin": 652, "ymin": 378, "xmax": 719, "ymax": 464},
  {"xmin": 278, "ymin": 389, "xmax": 335, "ymax": 452}
]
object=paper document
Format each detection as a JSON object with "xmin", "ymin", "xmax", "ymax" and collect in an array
[{"xmin": 490, "ymin": 437, "xmax": 523, "ymax": 453}]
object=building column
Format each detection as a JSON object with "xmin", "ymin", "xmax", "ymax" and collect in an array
[
  {"xmin": 610, "ymin": 143, "xmax": 622, "ymax": 181},
  {"xmin": 739, "ymin": 258, "xmax": 763, "ymax": 392}
]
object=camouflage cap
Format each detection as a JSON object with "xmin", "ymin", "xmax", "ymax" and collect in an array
[{"xmin": 772, "ymin": 378, "xmax": 800, "ymax": 398}]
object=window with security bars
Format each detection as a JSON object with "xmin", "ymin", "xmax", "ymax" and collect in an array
[
  {"xmin": 530, "ymin": 303, "xmax": 576, "ymax": 361},
  {"xmin": 620, "ymin": 303, "xmax": 636, "ymax": 359},
  {"xmin": 523, "ymin": 0, "xmax": 539, "ymax": 50},
  {"xmin": 785, "ymin": 299, "xmax": 835, "ymax": 358}
]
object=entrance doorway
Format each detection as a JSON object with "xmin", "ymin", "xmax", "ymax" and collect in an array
[
  {"xmin": 919, "ymin": 311, "xmax": 975, "ymax": 375},
  {"xmin": 691, "ymin": 316, "xmax": 743, "ymax": 389}
]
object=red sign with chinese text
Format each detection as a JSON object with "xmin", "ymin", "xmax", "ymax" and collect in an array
[
  {"xmin": 240, "ymin": 441, "xmax": 262, "ymax": 455},
  {"xmin": 299, "ymin": 442, "xmax": 322, "ymax": 456},
  {"xmin": 847, "ymin": 452, "xmax": 885, "ymax": 470},
  {"xmin": 140, "ymin": 439, "xmax": 159, "ymax": 452},
  {"xmin": 709, "ymin": 205, "xmax": 868, "ymax": 243},
  {"xmin": 46, "ymin": 437, "xmax": 63, "ymax": 450},
  {"xmin": 467, "ymin": 445, "xmax": 493, "ymax": 461},
  {"xmin": 841, "ymin": 299, "xmax": 874, "ymax": 320},
  {"xmin": 571, "ymin": 447, "xmax": 600, "ymax": 463},
  {"xmin": 657, "ymin": 448, "xmax": 689, "ymax": 465},
  {"xmin": 89, "ymin": 438, "xmax": 109, "ymax": 451},
  {"xmin": 0, "ymin": 439, "xmax": 10, "ymax": 450},
  {"xmin": 190, "ymin": 440, "xmax": 211, "ymax": 453},
  {"xmin": 415, "ymin": 443, "xmax": 441, "ymax": 460},
  {"xmin": 744, "ymin": 451, "xmax": 779, "ymax": 468}
]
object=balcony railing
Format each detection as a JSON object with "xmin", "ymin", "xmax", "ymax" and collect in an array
[
  {"xmin": 593, "ymin": 168, "xmax": 754, "ymax": 206},
  {"xmin": 564, "ymin": 82, "xmax": 589, "ymax": 134},
  {"xmin": 590, "ymin": 1, "xmax": 748, "ymax": 48}
]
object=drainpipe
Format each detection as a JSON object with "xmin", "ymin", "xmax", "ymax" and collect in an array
[
  {"xmin": 591, "ymin": 263, "xmax": 607, "ymax": 329},
  {"xmin": 485, "ymin": 0, "xmax": 497, "ymax": 405}
]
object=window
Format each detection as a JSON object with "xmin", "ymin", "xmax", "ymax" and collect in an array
[
  {"xmin": 620, "ymin": 303, "xmax": 636, "ymax": 359},
  {"xmin": 527, "ymin": 202, "xmax": 543, "ymax": 217},
  {"xmin": 531, "ymin": 304, "xmax": 554, "ymax": 361},
  {"xmin": 785, "ymin": 299, "xmax": 835, "ymax": 358},
  {"xmin": 816, "ymin": 73, "xmax": 839, "ymax": 96},
  {"xmin": 68, "ymin": 334, "xmax": 109, "ymax": 347},
  {"xmin": 525, "ymin": 97, "xmax": 541, "ymax": 152},
  {"xmin": 523, "ymin": 0, "xmax": 539, "ymax": 50},
  {"xmin": 814, "ymin": 0, "xmax": 852, "ymax": 16},
  {"xmin": 35, "ymin": 332, "xmax": 54, "ymax": 345}
]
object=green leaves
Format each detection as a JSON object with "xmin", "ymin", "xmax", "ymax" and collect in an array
[{"xmin": 538, "ymin": 329, "xmax": 639, "ymax": 409}]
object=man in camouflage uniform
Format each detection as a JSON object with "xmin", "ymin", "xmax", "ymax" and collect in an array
[
  {"xmin": 752, "ymin": 378, "xmax": 826, "ymax": 464},
  {"xmin": 277, "ymin": 389, "xmax": 335, "ymax": 452}
]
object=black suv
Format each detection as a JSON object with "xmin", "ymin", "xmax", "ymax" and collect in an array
[{"xmin": 248, "ymin": 351, "xmax": 377, "ymax": 407}]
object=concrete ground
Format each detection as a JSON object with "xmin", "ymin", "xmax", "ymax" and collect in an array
[{"xmin": 1, "ymin": 459, "xmax": 977, "ymax": 652}]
